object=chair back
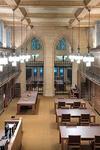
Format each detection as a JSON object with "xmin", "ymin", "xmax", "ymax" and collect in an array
[
  {"xmin": 58, "ymin": 102, "xmax": 65, "ymax": 108},
  {"xmin": 80, "ymin": 114, "xmax": 90, "ymax": 125},
  {"xmin": 61, "ymin": 114, "xmax": 70, "ymax": 123},
  {"xmin": 68, "ymin": 135, "xmax": 81, "ymax": 145},
  {"xmin": 95, "ymin": 136, "xmax": 100, "ymax": 144},
  {"xmin": 73, "ymin": 102, "xmax": 81, "ymax": 108},
  {"xmin": 81, "ymin": 114, "xmax": 90, "ymax": 120}
]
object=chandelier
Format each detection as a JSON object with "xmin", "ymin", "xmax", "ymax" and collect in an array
[
  {"xmin": 74, "ymin": 19, "xmax": 83, "ymax": 64},
  {"xmin": 69, "ymin": 27, "xmax": 76, "ymax": 62},
  {"xmin": 83, "ymin": 8, "xmax": 94, "ymax": 67}
]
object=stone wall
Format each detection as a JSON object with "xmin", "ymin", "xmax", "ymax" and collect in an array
[{"xmin": 15, "ymin": 26, "xmax": 90, "ymax": 96}]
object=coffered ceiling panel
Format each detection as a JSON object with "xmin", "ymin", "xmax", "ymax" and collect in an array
[{"xmin": 0, "ymin": 0, "xmax": 99, "ymax": 27}]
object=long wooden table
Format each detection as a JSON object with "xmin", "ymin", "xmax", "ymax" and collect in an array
[
  {"xmin": 56, "ymin": 108, "xmax": 95, "ymax": 123},
  {"xmin": 17, "ymin": 91, "xmax": 38, "ymax": 114},
  {"xmin": 54, "ymin": 98, "xmax": 86, "ymax": 110},
  {"xmin": 59, "ymin": 125, "xmax": 100, "ymax": 150}
]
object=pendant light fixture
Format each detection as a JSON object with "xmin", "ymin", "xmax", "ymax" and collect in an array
[
  {"xmin": 8, "ymin": 9, "xmax": 19, "ymax": 66},
  {"xmin": 75, "ymin": 19, "xmax": 83, "ymax": 64},
  {"xmin": 83, "ymin": 8, "xmax": 94, "ymax": 67},
  {"xmin": 19, "ymin": 19, "xmax": 26, "ymax": 63},
  {"xmin": 69, "ymin": 27, "xmax": 76, "ymax": 62},
  {"xmin": 25, "ymin": 25, "xmax": 31, "ymax": 62}
]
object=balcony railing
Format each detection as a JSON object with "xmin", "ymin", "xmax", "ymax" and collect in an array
[
  {"xmin": 79, "ymin": 64, "xmax": 100, "ymax": 85},
  {"xmin": 0, "ymin": 65, "xmax": 20, "ymax": 87}
]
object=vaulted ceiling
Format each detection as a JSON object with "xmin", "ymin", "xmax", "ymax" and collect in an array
[{"xmin": 0, "ymin": 0, "xmax": 100, "ymax": 27}]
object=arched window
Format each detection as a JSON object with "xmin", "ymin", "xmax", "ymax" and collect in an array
[
  {"xmin": 56, "ymin": 37, "xmax": 68, "ymax": 50},
  {"xmin": 32, "ymin": 37, "xmax": 43, "ymax": 50}
]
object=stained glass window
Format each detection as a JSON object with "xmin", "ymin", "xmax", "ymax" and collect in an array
[
  {"xmin": 32, "ymin": 37, "xmax": 42, "ymax": 50},
  {"xmin": 56, "ymin": 37, "xmax": 67, "ymax": 50}
]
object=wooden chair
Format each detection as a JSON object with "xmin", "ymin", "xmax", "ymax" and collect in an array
[
  {"xmin": 32, "ymin": 81, "xmax": 37, "ymax": 90},
  {"xmin": 79, "ymin": 114, "xmax": 90, "ymax": 125},
  {"xmin": 73, "ymin": 102, "xmax": 81, "ymax": 108},
  {"xmin": 58, "ymin": 102, "xmax": 65, "ymax": 109},
  {"xmin": 61, "ymin": 114, "xmax": 70, "ymax": 125},
  {"xmin": 67, "ymin": 135, "xmax": 81, "ymax": 149},
  {"xmin": 91, "ymin": 136, "xmax": 100, "ymax": 150}
]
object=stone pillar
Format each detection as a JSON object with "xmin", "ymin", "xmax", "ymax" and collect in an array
[
  {"xmin": 43, "ymin": 36, "xmax": 54, "ymax": 96},
  {"xmin": 95, "ymin": 21, "xmax": 100, "ymax": 47},
  {"xmin": 19, "ymin": 63, "xmax": 26, "ymax": 94},
  {"xmin": 72, "ymin": 62, "xmax": 78, "ymax": 88}
]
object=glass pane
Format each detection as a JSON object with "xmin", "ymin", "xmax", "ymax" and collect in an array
[
  {"xmin": 56, "ymin": 37, "xmax": 67, "ymax": 50},
  {"xmin": 0, "ymin": 22, "xmax": 3, "ymax": 46},
  {"xmin": 32, "ymin": 37, "xmax": 42, "ymax": 50},
  {"xmin": 33, "ymin": 67, "xmax": 37, "ymax": 76},
  {"xmin": 6, "ymin": 29, "xmax": 11, "ymax": 48},
  {"xmin": 26, "ymin": 69, "xmax": 32, "ymax": 80},
  {"xmin": 40, "ymin": 67, "xmax": 43, "ymax": 77},
  {"xmin": 59, "ymin": 67, "xmax": 64, "ymax": 80},
  {"xmin": 67, "ymin": 68, "xmax": 72, "ymax": 83}
]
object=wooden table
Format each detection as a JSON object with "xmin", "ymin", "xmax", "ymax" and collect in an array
[
  {"xmin": 54, "ymin": 98, "xmax": 86, "ymax": 110},
  {"xmin": 59, "ymin": 125, "xmax": 100, "ymax": 150},
  {"xmin": 17, "ymin": 91, "xmax": 38, "ymax": 114},
  {"xmin": 56, "ymin": 108, "xmax": 95, "ymax": 123}
]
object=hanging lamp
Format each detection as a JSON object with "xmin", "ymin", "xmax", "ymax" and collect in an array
[
  {"xmin": 8, "ymin": 9, "xmax": 20, "ymax": 66},
  {"xmin": 69, "ymin": 27, "xmax": 76, "ymax": 62},
  {"xmin": 19, "ymin": 19, "xmax": 26, "ymax": 63},
  {"xmin": 83, "ymin": 8, "xmax": 94, "ymax": 67},
  {"xmin": 25, "ymin": 25, "xmax": 31, "ymax": 62},
  {"xmin": 75, "ymin": 19, "xmax": 83, "ymax": 64}
]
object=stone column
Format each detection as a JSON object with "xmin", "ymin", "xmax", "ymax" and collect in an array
[
  {"xmin": 43, "ymin": 36, "xmax": 54, "ymax": 96},
  {"xmin": 72, "ymin": 62, "xmax": 78, "ymax": 88},
  {"xmin": 95, "ymin": 21, "xmax": 100, "ymax": 47},
  {"xmin": 19, "ymin": 63, "xmax": 26, "ymax": 94}
]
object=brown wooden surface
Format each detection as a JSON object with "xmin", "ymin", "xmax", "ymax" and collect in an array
[
  {"xmin": 59, "ymin": 125, "xmax": 100, "ymax": 150},
  {"xmin": 56, "ymin": 108, "xmax": 95, "ymax": 123},
  {"xmin": 54, "ymin": 98, "xmax": 86, "ymax": 110},
  {"xmin": 17, "ymin": 91, "xmax": 38, "ymax": 114}
]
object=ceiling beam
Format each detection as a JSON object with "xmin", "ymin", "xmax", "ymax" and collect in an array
[
  {"xmin": 0, "ymin": 1, "xmax": 8, "ymax": 7},
  {"xmin": 85, "ymin": 14, "xmax": 100, "ymax": 20},
  {"xmin": 19, "ymin": 1, "xmax": 85, "ymax": 8},
  {"xmin": 84, "ymin": 0, "xmax": 100, "ymax": 7},
  {"xmin": 70, "ymin": 0, "xmax": 100, "ymax": 26},
  {"xmin": 4, "ymin": 0, "xmax": 31, "ymax": 26},
  {"xmin": 26, "ymin": 13, "xmax": 74, "ymax": 19},
  {"xmin": 4, "ymin": 20, "xmax": 27, "ymax": 27},
  {"xmin": 4, "ymin": 0, "xmax": 18, "ymax": 9}
]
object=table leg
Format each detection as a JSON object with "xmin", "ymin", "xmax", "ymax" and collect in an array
[
  {"xmin": 17, "ymin": 105, "xmax": 20, "ymax": 114},
  {"xmin": 32, "ymin": 104, "xmax": 35, "ymax": 114},
  {"xmin": 61, "ymin": 139, "xmax": 65, "ymax": 150},
  {"xmin": 54, "ymin": 103, "xmax": 56, "ymax": 114},
  {"xmin": 93, "ymin": 116, "xmax": 95, "ymax": 123}
]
